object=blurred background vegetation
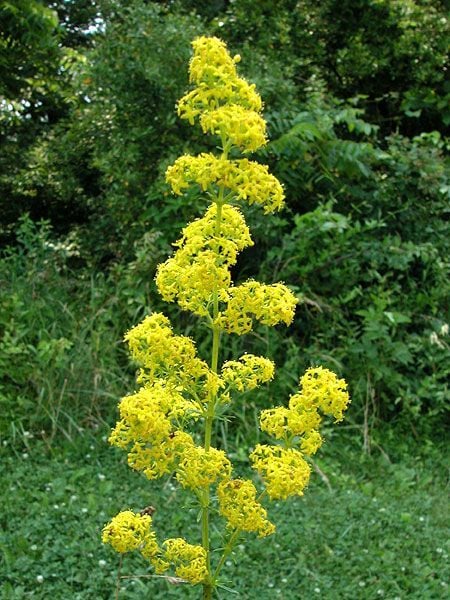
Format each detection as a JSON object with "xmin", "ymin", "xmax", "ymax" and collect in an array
[{"xmin": 1, "ymin": 0, "xmax": 448, "ymax": 444}]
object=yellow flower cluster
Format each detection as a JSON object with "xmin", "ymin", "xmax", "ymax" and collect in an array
[
  {"xmin": 259, "ymin": 407, "xmax": 289, "ymax": 440},
  {"xmin": 124, "ymin": 312, "xmax": 208, "ymax": 385},
  {"xmin": 109, "ymin": 383, "xmax": 184, "ymax": 445},
  {"xmin": 300, "ymin": 430, "xmax": 324, "ymax": 456},
  {"xmin": 103, "ymin": 36, "xmax": 351, "ymax": 592},
  {"xmin": 166, "ymin": 153, "xmax": 284, "ymax": 213},
  {"xmin": 298, "ymin": 366, "xmax": 350, "ymax": 422},
  {"xmin": 250, "ymin": 445, "xmax": 311, "ymax": 500},
  {"xmin": 218, "ymin": 281, "xmax": 297, "ymax": 335},
  {"xmin": 200, "ymin": 105, "xmax": 266, "ymax": 153},
  {"xmin": 160, "ymin": 37, "xmax": 295, "ymax": 349},
  {"xmin": 250, "ymin": 371, "xmax": 348, "ymax": 502},
  {"xmin": 221, "ymin": 354, "xmax": 275, "ymax": 392},
  {"xmin": 218, "ymin": 479, "xmax": 275, "ymax": 537},
  {"xmin": 175, "ymin": 203, "xmax": 253, "ymax": 265},
  {"xmin": 163, "ymin": 538, "xmax": 208, "ymax": 584},
  {"xmin": 102, "ymin": 513, "xmax": 209, "ymax": 584},
  {"xmin": 108, "ymin": 381, "xmax": 196, "ymax": 479},
  {"xmin": 189, "ymin": 36, "xmax": 242, "ymax": 87},
  {"xmin": 102, "ymin": 510, "xmax": 158, "ymax": 555},
  {"xmin": 259, "ymin": 367, "xmax": 350, "ymax": 460},
  {"xmin": 156, "ymin": 203, "xmax": 253, "ymax": 317},
  {"xmin": 126, "ymin": 431, "xmax": 194, "ymax": 480},
  {"xmin": 157, "ymin": 251, "xmax": 231, "ymax": 317},
  {"xmin": 259, "ymin": 404, "xmax": 322, "ymax": 444},
  {"xmin": 177, "ymin": 37, "xmax": 264, "ymax": 153},
  {"xmin": 177, "ymin": 445, "xmax": 232, "ymax": 490}
]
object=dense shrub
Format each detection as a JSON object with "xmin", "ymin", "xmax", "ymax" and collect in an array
[
  {"xmin": 1, "ymin": 1, "xmax": 448, "ymax": 440},
  {"xmin": 258, "ymin": 128, "xmax": 449, "ymax": 431},
  {"xmin": 0, "ymin": 217, "xmax": 127, "ymax": 439}
]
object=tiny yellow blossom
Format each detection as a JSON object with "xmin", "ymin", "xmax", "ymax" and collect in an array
[
  {"xmin": 155, "ymin": 204, "xmax": 256, "ymax": 317},
  {"xmin": 200, "ymin": 105, "xmax": 267, "ymax": 152},
  {"xmin": 124, "ymin": 313, "xmax": 209, "ymax": 386},
  {"xmin": 156, "ymin": 251, "xmax": 231, "ymax": 317},
  {"xmin": 126, "ymin": 431, "xmax": 194, "ymax": 480},
  {"xmin": 189, "ymin": 36, "xmax": 239, "ymax": 86},
  {"xmin": 174, "ymin": 203, "xmax": 253, "ymax": 266},
  {"xmin": 299, "ymin": 367, "xmax": 350, "ymax": 422},
  {"xmin": 108, "ymin": 382, "xmax": 191, "ymax": 449},
  {"xmin": 177, "ymin": 36, "xmax": 263, "ymax": 126},
  {"xmin": 300, "ymin": 430, "xmax": 323, "ymax": 456},
  {"xmin": 286, "ymin": 400, "xmax": 322, "ymax": 436},
  {"xmin": 258, "ymin": 367, "xmax": 349, "ymax": 455},
  {"xmin": 259, "ymin": 407, "xmax": 290, "ymax": 440}
]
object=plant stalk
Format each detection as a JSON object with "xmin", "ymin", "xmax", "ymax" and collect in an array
[{"xmin": 201, "ymin": 188, "xmax": 224, "ymax": 600}]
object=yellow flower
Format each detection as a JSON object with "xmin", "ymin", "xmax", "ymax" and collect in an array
[
  {"xmin": 166, "ymin": 154, "xmax": 284, "ymax": 213},
  {"xmin": 102, "ymin": 510, "xmax": 155, "ymax": 553},
  {"xmin": 189, "ymin": 36, "xmax": 239, "ymax": 86},
  {"xmin": 250, "ymin": 444, "xmax": 311, "ymax": 500},
  {"xmin": 156, "ymin": 251, "xmax": 231, "ymax": 317},
  {"xmin": 299, "ymin": 367, "xmax": 350, "ymax": 422},
  {"xmin": 175, "ymin": 203, "xmax": 253, "ymax": 265},
  {"xmin": 300, "ymin": 430, "xmax": 323, "ymax": 456},
  {"xmin": 126, "ymin": 431, "xmax": 194, "ymax": 480},
  {"xmin": 200, "ymin": 105, "xmax": 266, "ymax": 152},
  {"xmin": 156, "ymin": 203, "xmax": 256, "ymax": 317},
  {"xmin": 104, "ymin": 35, "xmax": 351, "ymax": 591},
  {"xmin": 163, "ymin": 538, "xmax": 208, "ymax": 584},
  {"xmin": 176, "ymin": 445, "xmax": 231, "ymax": 489},
  {"xmin": 124, "ymin": 313, "xmax": 209, "ymax": 386},
  {"xmin": 257, "ymin": 367, "xmax": 349, "ymax": 456},
  {"xmin": 221, "ymin": 354, "xmax": 275, "ymax": 393},
  {"xmin": 259, "ymin": 407, "xmax": 290, "ymax": 440},
  {"xmin": 177, "ymin": 36, "xmax": 263, "ymax": 127},
  {"xmin": 218, "ymin": 479, "xmax": 275, "ymax": 537},
  {"xmin": 286, "ymin": 398, "xmax": 322, "ymax": 436},
  {"xmin": 218, "ymin": 280, "xmax": 297, "ymax": 334},
  {"xmin": 109, "ymin": 382, "xmax": 191, "ymax": 447}
]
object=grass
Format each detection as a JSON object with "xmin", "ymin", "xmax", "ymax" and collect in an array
[{"xmin": 1, "ymin": 428, "xmax": 448, "ymax": 599}]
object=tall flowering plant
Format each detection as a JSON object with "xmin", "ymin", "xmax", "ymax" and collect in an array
[{"xmin": 102, "ymin": 36, "xmax": 350, "ymax": 598}]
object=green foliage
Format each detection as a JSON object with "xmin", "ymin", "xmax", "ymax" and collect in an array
[
  {"xmin": 0, "ymin": 7, "xmax": 449, "ymax": 590},
  {"xmin": 229, "ymin": 91, "xmax": 448, "ymax": 432},
  {"xmin": 0, "ymin": 0, "xmax": 59, "ymax": 98},
  {"xmin": 0, "ymin": 216, "xmax": 130, "ymax": 439},
  {"xmin": 214, "ymin": 0, "xmax": 450, "ymax": 133},
  {"xmin": 262, "ymin": 93, "xmax": 385, "ymax": 213},
  {"xmin": 0, "ymin": 0, "xmax": 85, "ymax": 242},
  {"xmin": 77, "ymin": 3, "xmax": 200, "ymax": 256},
  {"xmin": 258, "ymin": 132, "xmax": 449, "ymax": 427},
  {"xmin": 0, "ymin": 1, "xmax": 449, "ymax": 439}
]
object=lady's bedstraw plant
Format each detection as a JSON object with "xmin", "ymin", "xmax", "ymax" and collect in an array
[{"xmin": 102, "ymin": 37, "xmax": 350, "ymax": 598}]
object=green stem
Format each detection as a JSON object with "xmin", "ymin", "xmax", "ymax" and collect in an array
[
  {"xmin": 212, "ymin": 528, "xmax": 241, "ymax": 583},
  {"xmin": 202, "ymin": 185, "xmax": 225, "ymax": 599},
  {"xmin": 203, "ymin": 584, "xmax": 213, "ymax": 600},
  {"xmin": 115, "ymin": 554, "xmax": 123, "ymax": 600}
]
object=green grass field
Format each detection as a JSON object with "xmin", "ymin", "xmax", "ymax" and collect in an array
[{"xmin": 1, "ymin": 429, "xmax": 448, "ymax": 599}]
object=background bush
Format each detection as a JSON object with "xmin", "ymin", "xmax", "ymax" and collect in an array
[{"xmin": 0, "ymin": 0, "xmax": 448, "ymax": 442}]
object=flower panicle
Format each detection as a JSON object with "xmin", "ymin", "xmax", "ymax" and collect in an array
[{"xmin": 102, "ymin": 35, "xmax": 350, "ymax": 593}]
